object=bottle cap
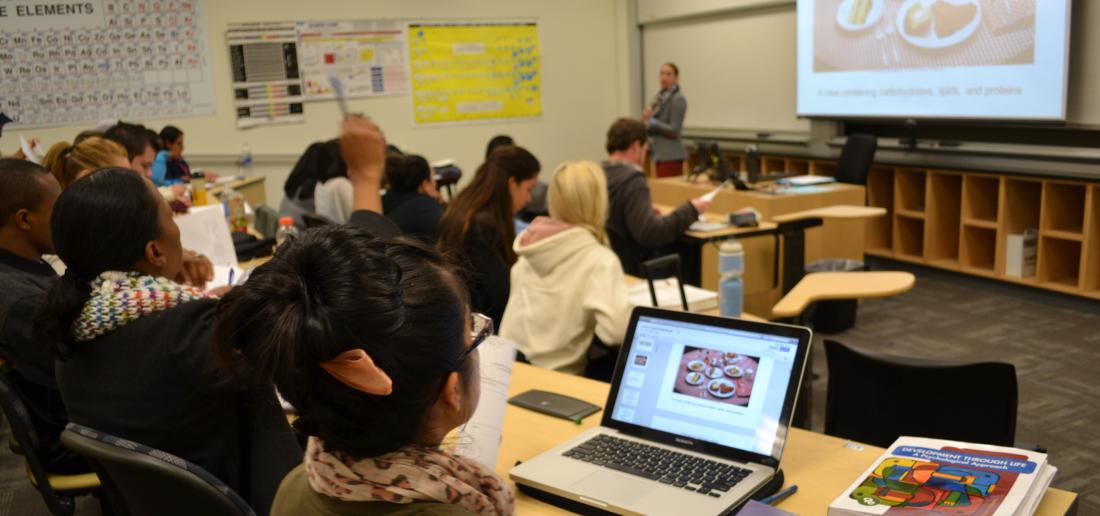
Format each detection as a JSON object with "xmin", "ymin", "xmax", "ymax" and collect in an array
[{"xmin": 279, "ymin": 216, "xmax": 294, "ymax": 226}]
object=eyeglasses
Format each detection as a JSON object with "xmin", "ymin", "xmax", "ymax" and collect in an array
[{"xmin": 458, "ymin": 312, "xmax": 493, "ymax": 364}]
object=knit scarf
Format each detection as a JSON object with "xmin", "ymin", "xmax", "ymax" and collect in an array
[
  {"xmin": 304, "ymin": 437, "xmax": 515, "ymax": 516},
  {"xmin": 651, "ymin": 84, "xmax": 680, "ymax": 118},
  {"xmin": 73, "ymin": 271, "xmax": 208, "ymax": 342}
]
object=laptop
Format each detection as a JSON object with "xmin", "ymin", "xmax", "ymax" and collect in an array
[{"xmin": 510, "ymin": 307, "xmax": 812, "ymax": 515}]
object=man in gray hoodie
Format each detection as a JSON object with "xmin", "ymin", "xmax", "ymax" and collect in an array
[{"xmin": 601, "ymin": 118, "xmax": 711, "ymax": 282}]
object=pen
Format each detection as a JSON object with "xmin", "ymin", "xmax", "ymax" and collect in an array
[
  {"xmin": 760, "ymin": 484, "xmax": 797, "ymax": 505},
  {"xmin": 328, "ymin": 73, "xmax": 349, "ymax": 119},
  {"xmin": 227, "ymin": 268, "xmax": 236, "ymax": 287}
]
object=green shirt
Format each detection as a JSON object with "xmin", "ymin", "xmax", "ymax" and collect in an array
[{"xmin": 271, "ymin": 464, "xmax": 475, "ymax": 516}]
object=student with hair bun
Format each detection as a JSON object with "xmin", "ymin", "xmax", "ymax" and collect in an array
[
  {"xmin": 215, "ymin": 222, "xmax": 511, "ymax": 515},
  {"xmin": 383, "ymin": 153, "xmax": 443, "ymax": 242}
]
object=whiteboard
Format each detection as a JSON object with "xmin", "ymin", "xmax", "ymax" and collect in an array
[
  {"xmin": 641, "ymin": 4, "xmax": 810, "ymax": 133},
  {"xmin": 0, "ymin": 0, "xmax": 216, "ymax": 128}
]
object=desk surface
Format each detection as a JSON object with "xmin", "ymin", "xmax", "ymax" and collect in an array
[
  {"xmin": 501, "ymin": 363, "xmax": 1078, "ymax": 515},
  {"xmin": 652, "ymin": 204, "xmax": 779, "ymax": 241},
  {"xmin": 771, "ymin": 271, "xmax": 917, "ymax": 318}
]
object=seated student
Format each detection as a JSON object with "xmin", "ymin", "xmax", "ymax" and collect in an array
[
  {"xmin": 215, "ymin": 225, "xmax": 512, "ymax": 516},
  {"xmin": 601, "ymin": 118, "xmax": 711, "ymax": 278},
  {"xmin": 500, "ymin": 160, "xmax": 630, "ymax": 375},
  {"xmin": 159, "ymin": 125, "xmax": 192, "ymax": 183},
  {"xmin": 281, "ymin": 139, "xmax": 344, "ymax": 226},
  {"xmin": 0, "ymin": 160, "xmax": 88, "ymax": 474},
  {"xmin": 383, "ymin": 154, "xmax": 443, "ymax": 242},
  {"xmin": 103, "ymin": 122, "xmax": 188, "ymax": 205},
  {"xmin": 439, "ymin": 146, "xmax": 540, "ymax": 330},
  {"xmin": 34, "ymin": 168, "xmax": 301, "ymax": 514},
  {"xmin": 42, "ymin": 136, "xmax": 130, "ymax": 189}
]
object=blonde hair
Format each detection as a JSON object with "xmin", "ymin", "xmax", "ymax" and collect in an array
[
  {"xmin": 42, "ymin": 137, "xmax": 128, "ymax": 189},
  {"xmin": 548, "ymin": 160, "xmax": 609, "ymax": 243}
]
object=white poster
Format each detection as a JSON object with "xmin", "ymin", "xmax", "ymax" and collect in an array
[
  {"xmin": 297, "ymin": 19, "xmax": 408, "ymax": 100},
  {"xmin": 0, "ymin": 0, "xmax": 216, "ymax": 128}
]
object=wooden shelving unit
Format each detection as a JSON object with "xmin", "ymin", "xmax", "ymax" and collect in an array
[
  {"xmin": 866, "ymin": 167, "xmax": 894, "ymax": 254},
  {"xmin": 683, "ymin": 147, "xmax": 1100, "ymax": 301}
]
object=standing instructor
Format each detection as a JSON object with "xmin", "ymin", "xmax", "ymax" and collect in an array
[{"xmin": 643, "ymin": 63, "xmax": 687, "ymax": 178}]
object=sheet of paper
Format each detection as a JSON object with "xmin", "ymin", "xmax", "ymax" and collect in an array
[
  {"xmin": 175, "ymin": 205, "xmax": 239, "ymax": 269},
  {"xmin": 454, "ymin": 336, "xmax": 516, "ymax": 468},
  {"xmin": 627, "ymin": 280, "xmax": 719, "ymax": 312},
  {"xmin": 690, "ymin": 220, "xmax": 729, "ymax": 232}
]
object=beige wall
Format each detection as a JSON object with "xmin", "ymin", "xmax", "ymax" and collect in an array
[{"xmin": 7, "ymin": 0, "xmax": 636, "ymax": 207}]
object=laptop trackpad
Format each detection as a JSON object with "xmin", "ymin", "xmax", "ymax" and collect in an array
[{"xmin": 568, "ymin": 470, "xmax": 645, "ymax": 504}]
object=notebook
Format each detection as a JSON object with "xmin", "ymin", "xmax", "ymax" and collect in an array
[{"xmin": 511, "ymin": 307, "xmax": 812, "ymax": 515}]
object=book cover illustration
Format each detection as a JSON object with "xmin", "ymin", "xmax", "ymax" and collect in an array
[{"xmin": 847, "ymin": 445, "xmax": 1037, "ymax": 515}]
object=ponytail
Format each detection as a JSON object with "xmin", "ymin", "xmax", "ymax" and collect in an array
[{"xmin": 35, "ymin": 269, "xmax": 94, "ymax": 359}]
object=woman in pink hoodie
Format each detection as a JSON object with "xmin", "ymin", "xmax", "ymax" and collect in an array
[{"xmin": 500, "ymin": 160, "xmax": 631, "ymax": 376}]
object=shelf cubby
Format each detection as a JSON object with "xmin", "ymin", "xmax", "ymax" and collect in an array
[
  {"xmin": 1041, "ymin": 181, "xmax": 1086, "ymax": 235},
  {"xmin": 925, "ymin": 171, "xmax": 962, "ymax": 264},
  {"xmin": 865, "ymin": 167, "xmax": 894, "ymax": 252},
  {"xmin": 960, "ymin": 226, "xmax": 997, "ymax": 273},
  {"xmin": 895, "ymin": 168, "xmax": 927, "ymax": 213},
  {"xmin": 1082, "ymin": 186, "xmax": 1100, "ymax": 295},
  {"xmin": 762, "ymin": 157, "xmax": 787, "ymax": 175},
  {"xmin": 785, "ymin": 159, "xmax": 809, "ymax": 175},
  {"xmin": 1037, "ymin": 236, "xmax": 1083, "ymax": 289},
  {"xmin": 809, "ymin": 161, "xmax": 836, "ymax": 177},
  {"xmin": 962, "ymin": 174, "xmax": 1000, "ymax": 224},
  {"xmin": 894, "ymin": 216, "xmax": 925, "ymax": 259},
  {"xmin": 998, "ymin": 178, "xmax": 1042, "ymax": 276}
]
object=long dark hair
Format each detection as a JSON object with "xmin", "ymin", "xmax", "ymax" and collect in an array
[
  {"xmin": 438, "ymin": 145, "xmax": 539, "ymax": 265},
  {"xmin": 34, "ymin": 168, "xmax": 163, "ymax": 356},
  {"xmin": 214, "ymin": 225, "xmax": 469, "ymax": 458}
]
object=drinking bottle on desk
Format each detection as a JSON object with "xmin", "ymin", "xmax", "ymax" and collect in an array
[
  {"xmin": 190, "ymin": 171, "xmax": 207, "ymax": 206},
  {"xmin": 719, "ymin": 239, "xmax": 744, "ymax": 317}
]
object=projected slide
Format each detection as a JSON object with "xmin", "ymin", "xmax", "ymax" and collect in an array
[{"xmin": 796, "ymin": 0, "xmax": 1071, "ymax": 120}]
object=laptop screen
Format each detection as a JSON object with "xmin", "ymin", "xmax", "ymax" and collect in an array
[{"xmin": 608, "ymin": 314, "xmax": 802, "ymax": 458}]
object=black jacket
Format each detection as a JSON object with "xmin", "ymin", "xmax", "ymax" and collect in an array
[
  {"xmin": 602, "ymin": 161, "xmax": 697, "ymax": 276},
  {"xmin": 0, "ymin": 249, "xmax": 87, "ymax": 473},
  {"xmin": 382, "ymin": 190, "xmax": 443, "ymax": 243},
  {"xmin": 462, "ymin": 219, "xmax": 510, "ymax": 330},
  {"xmin": 56, "ymin": 299, "xmax": 301, "ymax": 515}
]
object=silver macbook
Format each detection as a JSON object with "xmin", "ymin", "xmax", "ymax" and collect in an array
[{"xmin": 510, "ymin": 306, "xmax": 812, "ymax": 515}]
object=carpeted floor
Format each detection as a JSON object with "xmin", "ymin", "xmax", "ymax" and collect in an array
[{"xmin": 0, "ymin": 260, "xmax": 1097, "ymax": 514}]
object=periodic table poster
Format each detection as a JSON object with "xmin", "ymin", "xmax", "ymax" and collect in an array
[
  {"xmin": 0, "ymin": 0, "xmax": 216, "ymax": 128},
  {"xmin": 409, "ymin": 21, "xmax": 540, "ymax": 125}
]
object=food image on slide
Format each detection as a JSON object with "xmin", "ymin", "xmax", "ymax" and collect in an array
[
  {"xmin": 815, "ymin": 0, "xmax": 1036, "ymax": 73},
  {"xmin": 674, "ymin": 347, "xmax": 760, "ymax": 407}
]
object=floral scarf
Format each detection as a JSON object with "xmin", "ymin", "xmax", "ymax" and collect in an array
[
  {"xmin": 73, "ymin": 271, "xmax": 208, "ymax": 342},
  {"xmin": 304, "ymin": 437, "xmax": 515, "ymax": 516}
]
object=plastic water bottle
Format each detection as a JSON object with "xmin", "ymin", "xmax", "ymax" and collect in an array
[
  {"xmin": 719, "ymin": 239, "xmax": 744, "ymax": 317},
  {"xmin": 238, "ymin": 142, "xmax": 253, "ymax": 176},
  {"xmin": 276, "ymin": 216, "xmax": 299, "ymax": 247},
  {"xmin": 223, "ymin": 186, "xmax": 248, "ymax": 233}
]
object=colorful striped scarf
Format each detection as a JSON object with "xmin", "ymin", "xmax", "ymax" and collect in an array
[{"xmin": 73, "ymin": 271, "xmax": 208, "ymax": 342}]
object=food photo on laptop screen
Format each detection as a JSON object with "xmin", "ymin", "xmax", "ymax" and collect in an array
[{"xmin": 610, "ymin": 314, "xmax": 802, "ymax": 457}]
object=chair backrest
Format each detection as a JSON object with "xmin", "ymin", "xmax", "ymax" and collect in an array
[
  {"xmin": 835, "ymin": 134, "xmax": 877, "ymax": 185},
  {"xmin": 253, "ymin": 205, "xmax": 280, "ymax": 239},
  {"xmin": 313, "ymin": 176, "xmax": 354, "ymax": 223},
  {"xmin": 61, "ymin": 424, "xmax": 255, "ymax": 516},
  {"xmin": 824, "ymin": 340, "xmax": 1017, "ymax": 448},
  {"xmin": 0, "ymin": 372, "xmax": 62, "ymax": 504},
  {"xmin": 640, "ymin": 254, "xmax": 689, "ymax": 311}
]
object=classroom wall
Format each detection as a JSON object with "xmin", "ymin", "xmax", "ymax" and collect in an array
[{"xmin": 8, "ymin": 0, "xmax": 635, "ymax": 208}]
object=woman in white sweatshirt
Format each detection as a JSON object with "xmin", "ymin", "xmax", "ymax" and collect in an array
[{"xmin": 500, "ymin": 160, "xmax": 631, "ymax": 375}]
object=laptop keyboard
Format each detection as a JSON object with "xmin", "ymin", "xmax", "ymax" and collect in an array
[{"xmin": 562, "ymin": 434, "xmax": 752, "ymax": 497}]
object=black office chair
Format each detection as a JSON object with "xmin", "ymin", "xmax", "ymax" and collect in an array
[
  {"xmin": 639, "ymin": 254, "xmax": 689, "ymax": 311},
  {"xmin": 0, "ymin": 372, "xmax": 101, "ymax": 515},
  {"xmin": 61, "ymin": 423, "xmax": 256, "ymax": 516},
  {"xmin": 824, "ymin": 340, "xmax": 1018, "ymax": 448},
  {"xmin": 835, "ymin": 133, "xmax": 877, "ymax": 185},
  {"xmin": 301, "ymin": 212, "xmax": 335, "ymax": 229}
]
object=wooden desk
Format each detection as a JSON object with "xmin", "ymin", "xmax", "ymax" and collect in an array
[
  {"xmin": 209, "ymin": 176, "xmax": 266, "ymax": 207},
  {"xmin": 771, "ymin": 271, "xmax": 916, "ymax": 318},
  {"xmin": 501, "ymin": 363, "xmax": 1078, "ymax": 515},
  {"xmin": 650, "ymin": 179, "xmax": 867, "ymax": 318}
]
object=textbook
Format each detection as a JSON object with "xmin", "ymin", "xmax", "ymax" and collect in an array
[
  {"xmin": 628, "ymin": 279, "xmax": 719, "ymax": 312},
  {"xmin": 828, "ymin": 436, "xmax": 1056, "ymax": 516}
]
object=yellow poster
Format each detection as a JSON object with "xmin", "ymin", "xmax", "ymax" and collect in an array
[{"xmin": 409, "ymin": 22, "xmax": 541, "ymax": 124}]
